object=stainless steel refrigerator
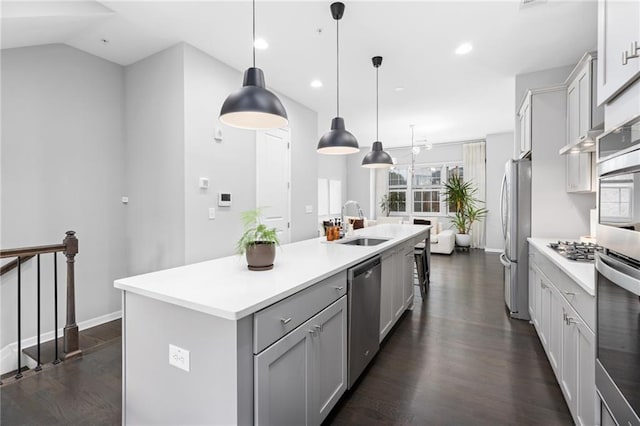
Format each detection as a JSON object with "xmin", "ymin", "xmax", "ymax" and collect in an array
[{"xmin": 499, "ymin": 158, "xmax": 531, "ymax": 320}]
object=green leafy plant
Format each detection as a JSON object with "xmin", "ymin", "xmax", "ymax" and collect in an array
[
  {"xmin": 443, "ymin": 175, "xmax": 488, "ymax": 234},
  {"xmin": 236, "ymin": 207, "xmax": 280, "ymax": 255},
  {"xmin": 379, "ymin": 194, "xmax": 390, "ymax": 217}
]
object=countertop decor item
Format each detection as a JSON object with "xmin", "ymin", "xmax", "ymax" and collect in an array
[
  {"xmin": 317, "ymin": 2, "xmax": 359, "ymax": 155},
  {"xmin": 236, "ymin": 207, "xmax": 279, "ymax": 270},
  {"xmin": 219, "ymin": 0, "xmax": 288, "ymax": 130},
  {"xmin": 444, "ymin": 174, "xmax": 488, "ymax": 247},
  {"xmin": 362, "ymin": 56, "xmax": 393, "ymax": 168}
]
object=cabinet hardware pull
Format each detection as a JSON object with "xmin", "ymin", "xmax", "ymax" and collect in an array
[
  {"xmin": 281, "ymin": 317, "xmax": 292, "ymax": 324},
  {"xmin": 564, "ymin": 291, "xmax": 575, "ymax": 296},
  {"xmin": 308, "ymin": 329, "xmax": 317, "ymax": 336},
  {"xmin": 567, "ymin": 317, "xmax": 579, "ymax": 325},
  {"xmin": 333, "ymin": 286, "xmax": 344, "ymax": 291},
  {"xmin": 314, "ymin": 325, "xmax": 322, "ymax": 332},
  {"xmin": 622, "ymin": 41, "xmax": 640, "ymax": 65}
]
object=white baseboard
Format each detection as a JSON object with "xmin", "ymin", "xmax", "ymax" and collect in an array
[
  {"xmin": 484, "ymin": 247, "xmax": 504, "ymax": 253},
  {"xmin": 0, "ymin": 310, "xmax": 122, "ymax": 375}
]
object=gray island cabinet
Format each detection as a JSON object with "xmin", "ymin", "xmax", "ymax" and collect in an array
[{"xmin": 115, "ymin": 224, "xmax": 430, "ymax": 425}]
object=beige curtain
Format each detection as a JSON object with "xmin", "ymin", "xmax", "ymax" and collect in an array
[{"xmin": 463, "ymin": 141, "xmax": 486, "ymax": 248}]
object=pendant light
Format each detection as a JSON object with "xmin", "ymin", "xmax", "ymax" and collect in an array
[
  {"xmin": 317, "ymin": 2, "xmax": 359, "ymax": 155},
  {"xmin": 219, "ymin": 0, "xmax": 288, "ymax": 130},
  {"xmin": 362, "ymin": 56, "xmax": 393, "ymax": 168}
]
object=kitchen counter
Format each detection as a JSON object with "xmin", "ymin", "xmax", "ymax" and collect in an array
[
  {"xmin": 527, "ymin": 238, "xmax": 595, "ymax": 295},
  {"xmin": 114, "ymin": 223, "xmax": 430, "ymax": 320}
]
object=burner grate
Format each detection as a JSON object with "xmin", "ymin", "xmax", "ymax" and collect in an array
[{"xmin": 547, "ymin": 240, "xmax": 603, "ymax": 262}]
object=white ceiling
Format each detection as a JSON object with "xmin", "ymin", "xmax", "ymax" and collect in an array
[{"xmin": 1, "ymin": 0, "xmax": 598, "ymax": 147}]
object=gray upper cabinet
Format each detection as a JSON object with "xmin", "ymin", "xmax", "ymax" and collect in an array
[
  {"xmin": 597, "ymin": 0, "xmax": 640, "ymax": 105},
  {"xmin": 564, "ymin": 52, "xmax": 602, "ymax": 193}
]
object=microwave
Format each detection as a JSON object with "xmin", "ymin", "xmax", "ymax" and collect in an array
[{"xmin": 597, "ymin": 115, "xmax": 640, "ymax": 262}]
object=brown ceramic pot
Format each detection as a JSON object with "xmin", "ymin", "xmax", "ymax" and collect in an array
[{"xmin": 245, "ymin": 242, "xmax": 276, "ymax": 271}]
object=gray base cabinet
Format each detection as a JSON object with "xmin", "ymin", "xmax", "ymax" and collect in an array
[
  {"xmin": 529, "ymin": 244, "xmax": 597, "ymax": 426},
  {"xmin": 255, "ymin": 296, "xmax": 347, "ymax": 426}
]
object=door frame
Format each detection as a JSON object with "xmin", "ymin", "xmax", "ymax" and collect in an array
[{"xmin": 256, "ymin": 127, "xmax": 292, "ymax": 244}]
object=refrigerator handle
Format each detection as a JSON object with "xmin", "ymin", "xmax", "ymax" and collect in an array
[
  {"xmin": 499, "ymin": 252, "xmax": 511, "ymax": 267},
  {"xmin": 500, "ymin": 173, "xmax": 507, "ymax": 239}
]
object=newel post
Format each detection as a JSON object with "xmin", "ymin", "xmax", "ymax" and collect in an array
[{"xmin": 62, "ymin": 230, "xmax": 82, "ymax": 360}]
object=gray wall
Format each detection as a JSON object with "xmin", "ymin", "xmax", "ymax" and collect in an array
[
  {"xmin": 1, "ymin": 44, "xmax": 127, "ymax": 347},
  {"xmin": 485, "ymin": 132, "xmax": 514, "ymax": 251},
  {"xmin": 182, "ymin": 44, "xmax": 318, "ymax": 263},
  {"xmin": 125, "ymin": 44, "xmax": 186, "ymax": 274}
]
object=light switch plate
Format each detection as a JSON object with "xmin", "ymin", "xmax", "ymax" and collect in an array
[
  {"xmin": 199, "ymin": 178, "xmax": 209, "ymax": 189},
  {"xmin": 169, "ymin": 344, "xmax": 190, "ymax": 372},
  {"xmin": 305, "ymin": 205, "xmax": 313, "ymax": 214},
  {"xmin": 208, "ymin": 208, "xmax": 216, "ymax": 220}
]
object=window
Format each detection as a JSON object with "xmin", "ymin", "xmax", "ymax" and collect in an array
[
  {"xmin": 388, "ymin": 167, "xmax": 408, "ymax": 213},
  {"xmin": 600, "ymin": 175, "xmax": 633, "ymax": 222},
  {"xmin": 387, "ymin": 163, "xmax": 463, "ymax": 216}
]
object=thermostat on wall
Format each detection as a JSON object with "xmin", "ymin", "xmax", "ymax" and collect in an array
[{"xmin": 218, "ymin": 192, "xmax": 232, "ymax": 207}]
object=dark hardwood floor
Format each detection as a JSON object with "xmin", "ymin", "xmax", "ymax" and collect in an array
[
  {"xmin": 1, "ymin": 250, "xmax": 572, "ymax": 425},
  {"xmin": 326, "ymin": 250, "xmax": 572, "ymax": 425}
]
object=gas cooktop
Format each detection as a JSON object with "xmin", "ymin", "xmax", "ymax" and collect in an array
[{"xmin": 547, "ymin": 240, "xmax": 603, "ymax": 262}]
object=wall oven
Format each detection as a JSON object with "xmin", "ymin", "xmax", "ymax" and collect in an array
[{"xmin": 596, "ymin": 113, "xmax": 640, "ymax": 425}]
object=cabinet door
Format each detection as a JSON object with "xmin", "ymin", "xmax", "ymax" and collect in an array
[
  {"xmin": 392, "ymin": 250, "xmax": 404, "ymax": 321},
  {"xmin": 597, "ymin": 0, "xmax": 640, "ymax": 105},
  {"xmin": 528, "ymin": 261, "xmax": 538, "ymax": 328},
  {"xmin": 575, "ymin": 317, "xmax": 596, "ymax": 426},
  {"xmin": 313, "ymin": 297, "xmax": 347, "ymax": 425},
  {"xmin": 255, "ymin": 319, "xmax": 312, "ymax": 426},
  {"xmin": 577, "ymin": 64, "xmax": 591, "ymax": 138},
  {"xmin": 519, "ymin": 96, "xmax": 532, "ymax": 154},
  {"xmin": 403, "ymin": 246, "xmax": 415, "ymax": 308},
  {"xmin": 548, "ymin": 283, "xmax": 564, "ymax": 375},
  {"xmin": 379, "ymin": 252, "xmax": 394, "ymax": 342},
  {"xmin": 567, "ymin": 79, "xmax": 579, "ymax": 146},
  {"xmin": 538, "ymin": 277, "xmax": 551, "ymax": 349},
  {"xmin": 561, "ymin": 304, "xmax": 578, "ymax": 414}
]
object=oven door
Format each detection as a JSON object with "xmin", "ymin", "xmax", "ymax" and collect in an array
[
  {"xmin": 596, "ymin": 251, "xmax": 640, "ymax": 426},
  {"xmin": 598, "ymin": 148, "xmax": 640, "ymax": 261}
]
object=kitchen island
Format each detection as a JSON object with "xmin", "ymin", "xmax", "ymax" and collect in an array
[{"xmin": 115, "ymin": 223, "xmax": 430, "ymax": 425}]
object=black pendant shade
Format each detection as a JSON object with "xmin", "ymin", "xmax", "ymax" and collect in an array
[
  {"xmin": 362, "ymin": 55, "xmax": 392, "ymax": 168},
  {"xmin": 317, "ymin": 2, "xmax": 359, "ymax": 155},
  {"xmin": 219, "ymin": 0, "xmax": 288, "ymax": 130},
  {"xmin": 318, "ymin": 117, "xmax": 359, "ymax": 155},
  {"xmin": 220, "ymin": 67, "xmax": 288, "ymax": 130},
  {"xmin": 362, "ymin": 141, "xmax": 393, "ymax": 168}
]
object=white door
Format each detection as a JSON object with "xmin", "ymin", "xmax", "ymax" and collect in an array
[{"xmin": 257, "ymin": 128, "xmax": 291, "ymax": 244}]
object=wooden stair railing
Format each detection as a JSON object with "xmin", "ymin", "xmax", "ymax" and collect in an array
[{"xmin": 0, "ymin": 231, "xmax": 81, "ymax": 382}]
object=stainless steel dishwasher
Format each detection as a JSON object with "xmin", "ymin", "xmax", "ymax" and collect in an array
[{"xmin": 347, "ymin": 255, "xmax": 381, "ymax": 388}]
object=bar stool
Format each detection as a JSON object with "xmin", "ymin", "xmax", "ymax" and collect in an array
[{"xmin": 413, "ymin": 219, "xmax": 431, "ymax": 299}]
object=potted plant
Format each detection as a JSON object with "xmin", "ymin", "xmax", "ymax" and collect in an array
[
  {"xmin": 443, "ymin": 175, "xmax": 488, "ymax": 248},
  {"xmin": 379, "ymin": 194, "xmax": 391, "ymax": 217},
  {"xmin": 236, "ymin": 207, "xmax": 279, "ymax": 271}
]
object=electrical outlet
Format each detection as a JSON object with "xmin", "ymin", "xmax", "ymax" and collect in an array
[
  {"xmin": 209, "ymin": 208, "xmax": 216, "ymax": 220},
  {"xmin": 305, "ymin": 205, "xmax": 313, "ymax": 214},
  {"xmin": 169, "ymin": 344, "xmax": 190, "ymax": 372}
]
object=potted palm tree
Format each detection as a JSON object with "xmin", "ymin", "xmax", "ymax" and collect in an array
[
  {"xmin": 236, "ymin": 207, "xmax": 279, "ymax": 271},
  {"xmin": 444, "ymin": 175, "xmax": 488, "ymax": 248}
]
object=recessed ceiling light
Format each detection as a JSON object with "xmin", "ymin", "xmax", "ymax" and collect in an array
[
  {"xmin": 582, "ymin": 141, "xmax": 595, "ymax": 147},
  {"xmin": 254, "ymin": 38, "xmax": 269, "ymax": 50},
  {"xmin": 455, "ymin": 42, "xmax": 473, "ymax": 55},
  {"xmin": 394, "ymin": 87, "xmax": 405, "ymax": 92},
  {"xmin": 310, "ymin": 80, "xmax": 323, "ymax": 88},
  {"xmin": 100, "ymin": 38, "xmax": 109, "ymax": 44}
]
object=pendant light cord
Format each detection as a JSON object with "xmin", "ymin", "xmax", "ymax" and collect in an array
[
  {"xmin": 252, "ymin": 0, "xmax": 256, "ymax": 68},
  {"xmin": 376, "ymin": 66, "xmax": 379, "ymax": 141},
  {"xmin": 336, "ymin": 17, "xmax": 340, "ymax": 117}
]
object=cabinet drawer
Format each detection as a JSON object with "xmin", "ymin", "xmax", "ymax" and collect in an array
[
  {"xmin": 253, "ymin": 271, "xmax": 347, "ymax": 354},
  {"xmin": 531, "ymin": 248, "xmax": 595, "ymax": 331}
]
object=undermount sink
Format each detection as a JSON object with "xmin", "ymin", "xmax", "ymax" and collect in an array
[{"xmin": 337, "ymin": 237, "xmax": 389, "ymax": 246}]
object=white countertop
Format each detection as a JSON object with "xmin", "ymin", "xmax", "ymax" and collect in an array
[
  {"xmin": 527, "ymin": 238, "xmax": 595, "ymax": 296},
  {"xmin": 114, "ymin": 224, "xmax": 430, "ymax": 320}
]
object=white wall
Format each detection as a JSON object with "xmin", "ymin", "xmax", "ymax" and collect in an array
[
  {"xmin": 1, "ymin": 44, "xmax": 127, "ymax": 348},
  {"xmin": 485, "ymin": 132, "xmax": 514, "ymax": 251},
  {"xmin": 346, "ymin": 153, "xmax": 372, "ymax": 218},
  {"xmin": 125, "ymin": 45, "xmax": 186, "ymax": 275}
]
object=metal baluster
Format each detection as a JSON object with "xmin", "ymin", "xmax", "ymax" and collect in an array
[
  {"xmin": 15, "ymin": 256, "xmax": 23, "ymax": 379},
  {"xmin": 53, "ymin": 253, "xmax": 60, "ymax": 364},
  {"xmin": 35, "ymin": 254, "xmax": 42, "ymax": 372}
]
